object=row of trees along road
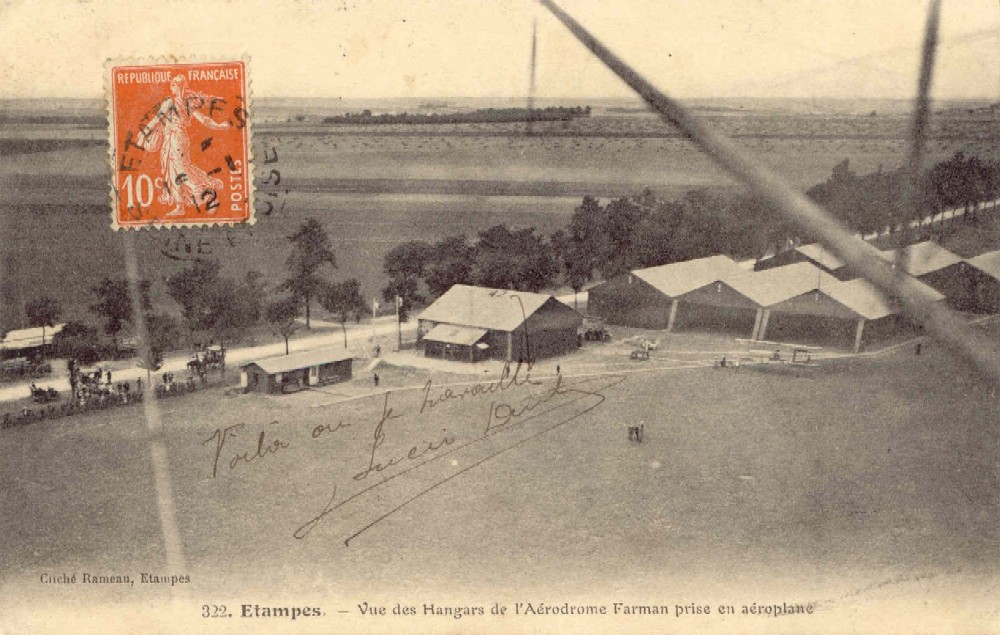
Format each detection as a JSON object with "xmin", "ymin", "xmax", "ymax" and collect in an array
[
  {"xmin": 20, "ymin": 218, "xmax": 365, "ymax": 369},
  {"xmin": 807, "ymin": 153, "xmax": 1000, "ymax": 238}
]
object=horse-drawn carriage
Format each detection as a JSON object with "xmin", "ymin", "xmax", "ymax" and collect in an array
[
  {"xmin": 30, "ymin": 384, "xmax": 59, "ymax": 403},
  {"xmin": 580, "ymin": 316, "xmax": 612, "ymax": 342},
  {"xmin": 187, "ymin": 345, "xmax": 226, "ymax": 376}
]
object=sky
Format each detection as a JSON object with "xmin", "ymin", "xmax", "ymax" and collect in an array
[{"xmin": 0, "ymin": 0, "xmax": 997, "ymax": 101}]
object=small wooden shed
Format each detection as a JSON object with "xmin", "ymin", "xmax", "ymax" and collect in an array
[{"xmin": 240, "ymin": 349, "xmax": 353, "ymax": 394}]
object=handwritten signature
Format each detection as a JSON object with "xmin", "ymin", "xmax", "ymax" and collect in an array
[
  {"xmin": 294, "ymin": 367, "xmax": 625, "ymax": 545},
  {"xmin": 201, "ymin": 361, "xmax": 625, "ymax": 545}
]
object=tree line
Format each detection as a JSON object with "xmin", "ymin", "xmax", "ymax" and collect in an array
[
  {"xmin": 808, "ymin": 152, "xmax": 1000, "ymax": 237},
  {"xmin": 14, "ymin": 218, "xmax": 367, "ymax": 370},
  {"xmin": 382, "ymin": 151, "xmax": 1000, "ymax": 313},
  {"xmin": 379, "ymin": 189, "xmax": 793, "ymax": 313},
  {"xmin": 322, "ymin": 106, "xmax": 591, "ymax": 125}
]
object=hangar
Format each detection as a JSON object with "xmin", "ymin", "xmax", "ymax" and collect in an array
[
  {"xmin": 727, "ymin": 263, "xmax": 943, "ymax": 351},
  {"xmin": 587, "ymin": 251, "xmax": 947, "ymax": 351},
  {"xmin": 879, "ymin": 241, "xmax": 972, "ymax": 309},
  {"xmin": 417, "ymin": 285, "xmax": 582, "ymax": 362},
  {"xmin": 587, "ymin": 255, "xmax": 746, "ymax": 331},
  {"xmin": 726, "ymin": 262, "xmax": 841, "ymax": 343},
  {"xmin": 964, "ymin": 250, "xmax": 1000, "ymax": 313},
  {"xmin": 822, "ymin": 278, "xmax": 944, "ymax": 351}
]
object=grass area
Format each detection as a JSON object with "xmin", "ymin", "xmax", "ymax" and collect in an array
[{"xmin": 2, "ymin": 326, "xmax": 997, "ymax": 622}]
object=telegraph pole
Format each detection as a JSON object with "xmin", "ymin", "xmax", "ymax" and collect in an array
[
  {"xmin": 395, "ymin": 295, "xmax": 402, "ymax": 351},
  {"xmin": 371, "ymin": 298, "xmax": 379, "ymax": 355}
]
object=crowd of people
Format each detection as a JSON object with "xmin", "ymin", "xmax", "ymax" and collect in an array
[{"xmin": 2, "ymin": 359, "xmax": 219, "ymax": 429}]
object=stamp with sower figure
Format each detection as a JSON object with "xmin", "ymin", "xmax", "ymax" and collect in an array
[{"xmin": 107, "ymin": 59, "xmax": 254, "ymax": 229}]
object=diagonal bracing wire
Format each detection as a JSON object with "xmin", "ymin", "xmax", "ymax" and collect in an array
[
  {"xmin": 538, "ymin": 0, "xmax": 1000, "ymax": 383},
  {"xmin": 897, "ymin": 0, "xmax": 941, "ymax": 277}
]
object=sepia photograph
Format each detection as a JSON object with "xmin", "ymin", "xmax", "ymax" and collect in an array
[{"xmin": 1, "ymin": 1, "xmax": 998, "ymax": 633}]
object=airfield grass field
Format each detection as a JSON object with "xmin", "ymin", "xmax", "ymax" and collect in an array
[{"xmin": 2, "ymin": 322, "xmax": 998, "ymax": 631}]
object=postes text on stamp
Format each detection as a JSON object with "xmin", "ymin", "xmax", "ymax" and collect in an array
[{"xmin": 108, "ymin": 59, "xmax": 253, "ymax": 229}]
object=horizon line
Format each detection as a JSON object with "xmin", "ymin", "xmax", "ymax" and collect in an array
[{"xmin": 0, "ymin": 94, "xmax": 997, "ymax": 104}]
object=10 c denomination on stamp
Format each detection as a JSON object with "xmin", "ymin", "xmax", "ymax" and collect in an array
[{"xmin": 107, "ymin": 59, "xmax": 254, "ymax": 229}]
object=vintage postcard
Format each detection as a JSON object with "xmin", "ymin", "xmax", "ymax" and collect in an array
[{"xmin": 1, "ymin": 1, "xmax": 999, "ymax": 634}]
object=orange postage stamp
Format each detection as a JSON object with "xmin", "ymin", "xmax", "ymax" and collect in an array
[{"xmin": 107, "ymin": 59, "xmax": 253, "ymax": 229}]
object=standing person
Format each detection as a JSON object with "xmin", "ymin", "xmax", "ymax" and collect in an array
[
  {"xmin": 556, "ymin": 363, "xmax": 561, "ymax": 375},
  {"xmin": 136, "ymin": 377, "xmax": 143, "ymax": 395},
  {"xmin": 106, "ymin": 370, "xmax": 112, "ymax": 385},
  {"xmin": 373, "ymin": 372, "xmax": 380, "ymax": 388},
  {"xmin": 69, "ymin": 359, "xmax": 79, "ymax": 399}
]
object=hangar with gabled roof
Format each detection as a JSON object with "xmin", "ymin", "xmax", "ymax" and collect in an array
[
  {"xmin": 587, "ymin": 255, "xmax": 747, "ymax": 331},
  {"xmin": 417, "ymin": 285, "xmax": 582, "ymax": 362},
  {"xmin": 822, "ymin": 278, "xmax": 945, "ymax": 351},
  {"xmin": 878, "ymin": 241, "xmax": 974, "ymax": 309},
  {"xmin": 728, "ymin": 263, "xmax": 944, "ymax": 351},
  {"xmin": 725, "ymin": 262, "xmax": 842, "ymax": 342}
]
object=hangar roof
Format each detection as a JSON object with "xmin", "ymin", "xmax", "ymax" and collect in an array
[
  {"xmin": 879, "ymin": 241, "xmax": 963, "ymax": 276},
  {"xmin": 796, "ymin": 243, "xmax": 846, "ymax": 271},
  {"xmin": 967, "ymin": 249, "xmax": 1000, "ymax": 280},
  {"xmin": 418, "ymin": 285, "xmax": 563, "ymax": 332},
  {"xmin": 632, "ymin": 255, "xmax": 744, "ymax": 298},
  {"xmin": 824, "ymin": 278, "xmax": 944, "ymax": 321},
  {"xmin": 242, "ymin": 348, "xmax": 353, "ymax": 374},
  {"xmin": 726, "ymin": 262, "xmax": 840, "ymax": 307}
]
